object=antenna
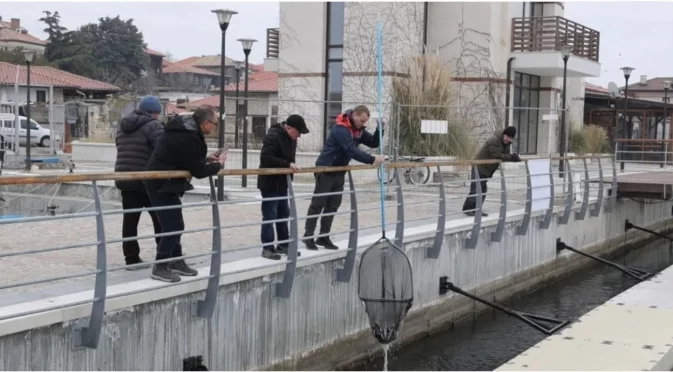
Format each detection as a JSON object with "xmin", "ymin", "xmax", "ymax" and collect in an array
[{"xmin": 607, "ymin": 82, "xmax": 620, "ymax": 99}]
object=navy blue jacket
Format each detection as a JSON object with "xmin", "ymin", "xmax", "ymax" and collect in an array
[{"xmin": 315, "ymin": 110, "xmax": 382, "ymax": 167}]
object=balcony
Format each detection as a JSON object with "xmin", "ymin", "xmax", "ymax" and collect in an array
[
  {"xmin": 510, "ymin": 16, "xmax": 601, "ymax": 78},
  {"xmin": 266, "ymin": 28, "xmax": 279, "ymax": 59}
]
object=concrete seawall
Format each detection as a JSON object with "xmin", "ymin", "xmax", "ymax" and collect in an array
[{"xmin": 0, "ymin": 198, "xmax": 671, "ymax": 370}]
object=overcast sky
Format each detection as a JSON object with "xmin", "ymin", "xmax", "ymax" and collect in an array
[{"xmin": 2, "ymin": 1, "xmax": 671, "ymax": 87}]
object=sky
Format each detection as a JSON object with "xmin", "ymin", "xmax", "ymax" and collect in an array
[{"xmin": 1, "ymin": 1, "xmax": 671, "ymax": 87}]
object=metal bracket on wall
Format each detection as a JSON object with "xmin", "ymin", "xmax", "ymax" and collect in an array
[
  {"xmin": 539, "ymin": 163, "xmax": 555, "ymax": 230},
  {"xmin": 590, "ymin": 157, "xmax": 604, "ymax": 217},
  {"xmin": 558, "ymin": 159, "xmax": 573, "ymax": 225},
  {"xmin": 465, "ymin": 167, "xmax": 482, "ymax": 249},
  {"xmin": 557, "ymin": 237, "xmax": 652, "ymax": 280},
  {"xmin": 490, "ymin": 167, "xmax": 507, "ymax": 243},
  {"xmin": 274, "ymin": 175, "xmax": 299, "ymax": 298},
  {"xmin": 394, "ymin": 168, "xmax": 405, "ymax": 248},
  {"xmin": 575, "ymin": 158, "xmax": 590, "ymax": 220},
  {"xmin": 516, "ymin": 162, "xmax": 532, "ymax": 235},
  {"xmin": 427, "ymin": 165, "xmax": 446, "ymax": 259},
  {"xmin": 335, "ymin": 171, "xmax": 358, "ymax": 282}
]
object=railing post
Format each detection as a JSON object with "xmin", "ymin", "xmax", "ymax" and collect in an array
[
  {"xmin": 605, "ymin": 156, "xmax": 618, "ymax": 213},
  {"xmin": 590, "ymin": 157, "xmax": 604, "ymax": 217},
  {"xmin": 394, "ymin": 167, "xmax": 405, "ymax": 248},
  {"xmin": 539, "ymin": 161, "xmax": 555, "ymax": 230},
  {"xmin": 274, "ymin": 174, "xmax": 299, "ymax": 298},
  {"xmin": 618, "ymin": 142, "xmax": 625, "ymax": 171},
  {"xmin": 427, "ymin": 165, "xmax": 446, "ymax": 259},
  {"xmin": 516, "ymin": 161, "xmax": 532, "ymax": 235},
  {"xmin": 193, "ymin": 176, "xmax": 222, "ymax": 318},
  {"xmin": 335, "ymin": 170, "xmax": 358, "ymax": 282},
  {"xmin": 72, "ymin": 180, "xmax": 107, "ymax": 349},
  {"xmin": 575, "ymin": 158, "xmax": 590, "ymax": 220},
  {"xmin": 465, "ymin": 167, "xmax": 482, "ymax": 249},
  {"xmin": 558, "ymin": 159, "xmax": 574, "ymax": 225},
  {"xmin": 490, "ymin": 167, "xmax": 507, "ymax": 242}
]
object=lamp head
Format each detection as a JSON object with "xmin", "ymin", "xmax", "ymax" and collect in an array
[
  {"xmin": 234, "ymin": 60, "xmax": 244, "ymax": 70},
  {"xmin": 212, "ymin": 9, "xmax": 237, "ymax": 31},
  {"xmin": 23, "ymin": 50, "xmax": 35, "ymax": 63},
  {"xmin": 621, "ymin": 66, "xmax": 635, "ymax": 79},
  {"xmin": 560, "ymin": 45, "xmax": 572, "ymax": 59},
  {"xmin": 664, "ymin": 81, "xmax": 671, "ymax": 90},
  {"xmin": 237, "ymin": 38, "xmax": 257, "ymax": 56}
]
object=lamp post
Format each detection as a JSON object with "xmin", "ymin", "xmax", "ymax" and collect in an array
[
  {"xmin": 558, "ymin": 45, "xmax": 571, "ymax": 178},
  {"xmin": 234, "ymin": 60, "xmax": 243, "ymax": 147},
  {"xmin": 620, "ymin": 66, "xmax": 634, "ymax": 171},
  {"xmin": 23, "ymin": 50, "xmax": 35, "ymax": 171},
  {"xmin": 238, "ymin": 38, "xmax": 256, "ymax": 188},
  {"xmin": 663, "ymin": 81, "xmax": 670, "ymax": 167},
  {"xmin": 212, "ymin": 8, "xmax": 237, "ymax": 201}
]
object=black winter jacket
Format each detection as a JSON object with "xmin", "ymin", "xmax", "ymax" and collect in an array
[
  {"xmin": 144, "ymin": 115, "xmax": 221, "ymax": 194},
  {"xmin": 257, "ymin": 124, "xmax": 297, "ymax": 192},
  {"xmin": 474, "ymin": 129, "xmax": 515, "ymax": 178},
  {"xmin": 114, "ymin": 110, "xmax": 164, "ymax": 191}
]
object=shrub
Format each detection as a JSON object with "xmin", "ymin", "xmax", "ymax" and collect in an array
[{"xmin": 569, "ymin": 124, "xmax": 611, "ymax": 154}]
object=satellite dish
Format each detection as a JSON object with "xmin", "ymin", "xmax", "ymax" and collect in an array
[{"xmin": 608, "ymin": 82, "xmax": 620, "ymax": 99}]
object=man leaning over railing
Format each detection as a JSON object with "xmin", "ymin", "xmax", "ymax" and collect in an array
[
  {"xmin": 303, "ymin": 105, "xmax": 385, "ymax": 250},
  {"xmin": 462, "ymin": 126, "xmax": 521, "ymax": 217},
  {"xmin": 257, "ymin": 114, "xmax": 309, "ymax": 260},
  {"xmin": 144, "ymin": 104, "xmax": 227, "ymax": 283}
]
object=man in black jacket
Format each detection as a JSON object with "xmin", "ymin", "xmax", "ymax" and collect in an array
[
  {"xmin": 114, "ymin": 96, "xmax": 164, "ymax": 268},
  {"xmin": 145, "ymin": 105, "xmax": 226, "ymax": 282},
  {"xmin": 257, "ymin": 115, "xmax": 309, "ymax": 260}
]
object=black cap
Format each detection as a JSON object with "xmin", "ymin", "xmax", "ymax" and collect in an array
[
  {"xmin": 285, "ymin": 114, "xmax": 310, "ymax": 134},
  {"xmin": 503, "ymin": 126, "xmax": 516, "ymax": 138}
]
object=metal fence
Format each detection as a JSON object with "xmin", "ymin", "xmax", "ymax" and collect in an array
[
  {"xmin": 0, "ymin": 155, "xmax": 616, "ymax": 348},
  {"xmin": 615, "ymin": 138, "xmax": 673, "ymax": 171}
]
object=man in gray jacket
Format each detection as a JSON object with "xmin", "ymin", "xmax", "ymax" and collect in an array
[
  {"xmin": 462, "ymin": 126, "xmax": 521, "ymax": 217},
  {"xmin": 114, "ymin": 96, "xmax": 165, "ymax": 268}
]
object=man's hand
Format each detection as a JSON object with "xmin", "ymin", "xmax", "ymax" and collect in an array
[
  {"xmin": 289, "ymin": 162, "xmax": 301, "ymax": 172},
  {"xmin": 207, "ymin": 148, "xmax": 223, "ymax": 163},
  {"xmin": 372, "ymin": 155, "xmax": 386, "ymax": 166},
  {"xmin": 511, "ymin": 153, "xmax": 521, "ymax": 162},
  {"xmin": 377, "ymin": 118, "xmax": 388, "ymax": 131},
  {"xmin": 217, "ymin": 151, "xmax": 227, "ymax": 165}
]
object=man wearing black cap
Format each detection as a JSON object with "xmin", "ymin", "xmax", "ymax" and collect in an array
[
  {"xmin": 462, "ymin": 126, "xmax": 521, "ymax": 217},
  {"xmin": 257, "ymin": 114, "xmax": 309, "ymax": 260}
]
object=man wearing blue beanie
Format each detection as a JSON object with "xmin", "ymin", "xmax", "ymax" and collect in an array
[{"xmin": 114, "ymin": 95, "xmax": 165, "ymax": 269}]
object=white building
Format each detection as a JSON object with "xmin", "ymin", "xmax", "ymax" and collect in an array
[{"xmin": 268, "ymin": 2, "xmax": 601, "ymax": 155}]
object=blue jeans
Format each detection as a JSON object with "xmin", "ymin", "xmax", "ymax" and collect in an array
[{"xmin": 260, "ymin": 189, "xmax": 290, "ymax": 250}]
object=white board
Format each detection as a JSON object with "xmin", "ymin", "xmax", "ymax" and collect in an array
[
  {"xmin": 420, "ymin": 120, "xmax": 448, "ymax": 134},
  {"xmin": 542, "ymin": 114, "xmax": 558, "ymax": 121},
  {"xmin": 528, "ymin": 158, "xmax": 552, "ymax": 212}
]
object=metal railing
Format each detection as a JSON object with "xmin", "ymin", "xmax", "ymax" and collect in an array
[
  {"xmin": 0, "ymin": 155, "xmax": 616, "ymax": 349},
  {"xmin": 511, "ymin": 16, "xmax": 600, "ymax": 62},
  {"xmin": 615, "ymin": 139, "xmax": 673, "ymax": 171}
]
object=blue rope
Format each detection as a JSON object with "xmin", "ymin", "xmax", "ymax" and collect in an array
[{"xmin": 376, "ymin": 21, "xmax": 386, "ymax": 237}]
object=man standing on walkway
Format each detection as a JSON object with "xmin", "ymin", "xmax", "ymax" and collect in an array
[
  {"xmin": 144, "ymin": 104, "xmax": 226, "ymax": 282},
  {"xmin": 114, "ymin": 96, "xmax": 165, "ymax": 269},
  {"xmin": 257, "ymin": 114, "xmax": 309, "ymax": 260},
  {"xmin": 462, "ymin": 126, "xmax": 521, "ymax": 217},
  {"xmin": 303, "ymin": 105, "xmax": 385, "ymax": 250}
]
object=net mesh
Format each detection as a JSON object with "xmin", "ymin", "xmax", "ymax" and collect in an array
[{"xmin": 358, "ymin": 237, "xmax": 414, "ymax": 344}]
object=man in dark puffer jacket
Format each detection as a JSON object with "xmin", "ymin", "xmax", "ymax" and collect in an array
[{"xmin": 114, "ymin": 96, "xmax": 165, "ymax": 268}]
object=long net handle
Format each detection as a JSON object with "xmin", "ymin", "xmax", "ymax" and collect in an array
[{"xmin": 376, "ymin": 20, "xmax": 386, "ymax": 237}]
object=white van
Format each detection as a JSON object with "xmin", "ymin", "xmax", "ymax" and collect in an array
[{"xmin": 0, "ymin": 113, "xmax": 61, "ymax": 148}]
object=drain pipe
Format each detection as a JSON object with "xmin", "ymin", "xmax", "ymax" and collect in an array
[{"xmin": 504, "ymin": 57, "xmax": 516, "ymax": 129}]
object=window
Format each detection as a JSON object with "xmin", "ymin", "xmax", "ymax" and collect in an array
[
  {"xmin": 2, "ymin": 120, "xmax": 12, "ymax": 128},
  {"xmin": 512, "ymin": 72, "xmax": 541, "ymax": 155},
  {"xmin": 530, "ymin": 2, "xmax": 543, "ymax": 17},
  {"xmin": 20, "ymin": 119, "xmax": 39, "ymax": 130},
  {"xmin": 36, "ymin": 90, "xmax": 47, "ymax": 103},
  {"xmin": 324, "ymin": 2, "xmax": 345, "ymax": 139}
]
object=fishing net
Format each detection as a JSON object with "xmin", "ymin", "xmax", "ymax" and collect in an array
[{"xmin": 358, "ymin": 237, "xmax": 414, "ymax": 344}]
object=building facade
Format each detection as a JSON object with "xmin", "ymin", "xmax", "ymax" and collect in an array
[
  {"xmin": 0, "ymin": 17, "xmax": 46, "ymax": 54},
  {"xmin": 272, "ymin": 2, "xmax": 601, "ymax": 155}
]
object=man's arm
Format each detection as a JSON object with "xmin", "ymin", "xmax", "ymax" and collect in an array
[
  {"xmin": 180, "ymin": 136, "xmax": 222, "ymax": 179},
  {"xmin": 334, "ymin": 126, "xmax": 376, "ymax": 164},
  {"xmin": 260, "ymin": 131, "xmax": 291, "ymax": 168},
  {"xmin": 488, "ymin": 142, "xmax": 514, "ymax": 161},
  {"xmin": 359, "ymin": 127, "xmax": 383, "ymax": 149}
]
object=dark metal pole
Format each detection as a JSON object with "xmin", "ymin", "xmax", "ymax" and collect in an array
[
  {"xmin": 242, "ymin": 53, "xmax": 250, "ymax": 188},
  {"xmin": 216, "ymin": 29, "xmax": 227, "ymax": 201},
  {"xmin": 25, "ymin": 60, "xmax": 31, "ymax": 171},
  {"xmin": 504, "ymin": 57, "xmax": 516, "ymax": 129},
  {"xmin": 663, "ymin": 87, "xmax": 669, "ymax": 168},
  {"xmin": 558, "ymin": 56, "xmax": 568, "ymax": 177},
  {"xmin": 621, "ymin": 75, "xmax": 630, "ymax": 171},
  {"xmin": 234, "ymin": 67, "xmax": 240, "ymax": 148}
]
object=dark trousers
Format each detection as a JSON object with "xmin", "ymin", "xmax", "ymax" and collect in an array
[
  {"xmin": 462, "ymin": 167, "xmax": 488, "ymax": 212},
  {"xmin": 121, "ymin": 190, "xmax": 162, "ymax": 263},
  {"xmin": 146, "ymin": 189, "xmax": 184, "ymax": 261},
  {"xmin": 260, "ymin": 189, "xmax": 290, "ymax": 250},
  {"xmin": 305, "ymin": 172, "xmax": 345, "ymax": 236}
]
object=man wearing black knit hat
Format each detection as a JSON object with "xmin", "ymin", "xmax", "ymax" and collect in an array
[{"xmin": 462, "ymin": 126, "xmax": 521, "ymax": 217}]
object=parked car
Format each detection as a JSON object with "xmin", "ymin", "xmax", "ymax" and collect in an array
[{"xmin": 0, "ymin": 114, "xmax": 61, "ymax": 148}]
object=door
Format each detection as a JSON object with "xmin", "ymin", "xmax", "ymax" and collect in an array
[{"xmin": 19, "ymin": 119, "xmax": 40, "ymax": 146}]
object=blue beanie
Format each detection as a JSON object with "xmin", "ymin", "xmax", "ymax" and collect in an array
[{"xmin": 138, "ymin": 96, "xmax": 162, "ymax": 114}]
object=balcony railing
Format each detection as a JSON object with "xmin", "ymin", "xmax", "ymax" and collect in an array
[
  {"xmin": 511, "ymin": 16, "xmax": 600, "ymax": 62},
  {"xmin": 266, "ymin": 28, "xmax": 279, "ymax": 59}
]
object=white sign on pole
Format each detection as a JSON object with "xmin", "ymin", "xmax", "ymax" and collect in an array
[
  {"xmin": 528, "ymin": 158, "xmax": 552, "ymax": 212},
  {"xmin": 542, "ymin": 114, "xmax": 558, "ymax": 121},
  {"xmin": 420, "ymin": 120, "xmax": 448, "ymax": 134}
]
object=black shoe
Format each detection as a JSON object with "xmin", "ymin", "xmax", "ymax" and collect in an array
[
  {"xmin": 276, "ymin": 244, "xmax": 301, "ymax": 257},
  {"xmin": 482, "ymin": 212, "xmax": 489, "ymax": 217},
  {"xmin": 151, "ymin": 263, "xmax": 181, "ymax": 282},
  {"xmin": 170, "ymin": 259, "xmax": 198, "ymax": 276},
  {"xmin": 125, "ymin": 257, "xmax": 145, "ymax": 271},
  {"xmin": 262, "ymin": 248, "xmax": 282, "ymax": 260},
  {"xmin": 464, "ymin": 211, "xmax": 475, "ymax": 217},
  {"xmin": 303, "ymin": 235, "xmax": 318, "ymax": 250},
  {"xmin": 316, "ymin": 237, "xmax": 338, "ymax": 250}
]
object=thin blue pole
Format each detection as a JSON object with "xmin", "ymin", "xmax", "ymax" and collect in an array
[{"xmin": 376, "ymin": 21, "xmax": 386, "ymax": 236}]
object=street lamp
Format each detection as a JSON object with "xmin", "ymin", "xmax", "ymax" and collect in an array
[
  {"xmin": 558, "ymin": 45, "xmax": 571, "ymax": 178},
  {"xmin": 234, "ymin": 60, "xmax": 243, "ymax": 147},
  {"xmin": 212, "ymin": 8, "xmax": 237, "ymax": 201},
  {"xmin": 23, "ymin": 50, "xmax": 35, "ymax": 171},
  {"xmin": 238, "ymin": 38, "xmax": 256, "ymax": 188},
  {"xmin": 620, "ymin": 66, "xmax": 634, "ymax": 171}
]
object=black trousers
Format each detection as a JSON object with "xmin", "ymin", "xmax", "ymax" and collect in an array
[
  {"xmin": 146, "ymin": 189, "xmax": 184, "ymax": 261},
  {"xmin": 305, "ymin": 172, "xmax": 345, "ymax": 236},
  {"xmin": 121, "ymin": 190, "xmax": 161, "ymax": 263},
  {"xmin": 462, "ymin": 167, "xmax": 488, "ymax": 212}
]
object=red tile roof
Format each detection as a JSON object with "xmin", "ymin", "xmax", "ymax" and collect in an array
[
  {"xmin": 162, "ymin": 63, "xmax": 219, "ymax": 76},
  {"xmin": 585, "ymin": 83, "xmax": 608, "ymax": 94},
  {"xmin": 624, "ymin": 77, "xmax": 673, "ymax": 92},
  {"xmin": 173, "ymin": 56, "xmax": 200, "ymax": 66},
  {"xmin": 0, "ymin": 29, "xmax": 46, "ymax": 46},
  {"xmin": 162, "ymin": 59, "xmax": 173, "ymax": 68},
  {"xmin": 166, "ymin": 103, "xmax": 187, "ymax": 115},
  {"xmin": 174, "ymin": 55, "xmax": 237, "ymax": 67},
  {"xmin": 0, "ymin": 62, "xmax": 121, "ymax": 91},
  {"xmin": 145, "ymin": 48, "xmax": 165, "ymax": 57}
]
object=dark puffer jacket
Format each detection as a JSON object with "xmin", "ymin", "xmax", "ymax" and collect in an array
[
  {"xmin": 114, "ymin": 110, "xmax": 164, "ymax": 191},
  {"xmin": 257, "ymin": 124, "xmax": 297, "ymax": 192},
  {"xmin": 474, "ymin": 129, "xmax": 515, "ymax": 178}
]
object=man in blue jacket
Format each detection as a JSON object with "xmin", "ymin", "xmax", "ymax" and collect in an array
[{"xmin": 303, "ymin": 105, "xmax": 385, "ymax": 250}]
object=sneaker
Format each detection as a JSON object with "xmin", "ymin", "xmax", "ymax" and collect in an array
[
  {"xmin": 303, "ymin": 235, "xmax": 318, "ymax": 250},
  {"xmin": 262, "ymin": 248, "xmax": 282, "ymax": 260},
  {"xmin": 151, "ymin": 263, "xmax": 181, "ymax": 282},
  {"xmin": 316, "ymin": 237, "xmax": 338, "ymax": 250},
  {"xmin": 125, "ymin": 257, "xmax": 145, "ymax": 271},
  {"xmin": 276, "ymin": 244, "xmax": 301, "ymax": 257},
  {"xmin": 170, "ymin": 259, "xmax": 198, "ymax": 276},
  {"xmin": 463, "ymin": 211, "xmax": 488, "ymax": 217}
]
